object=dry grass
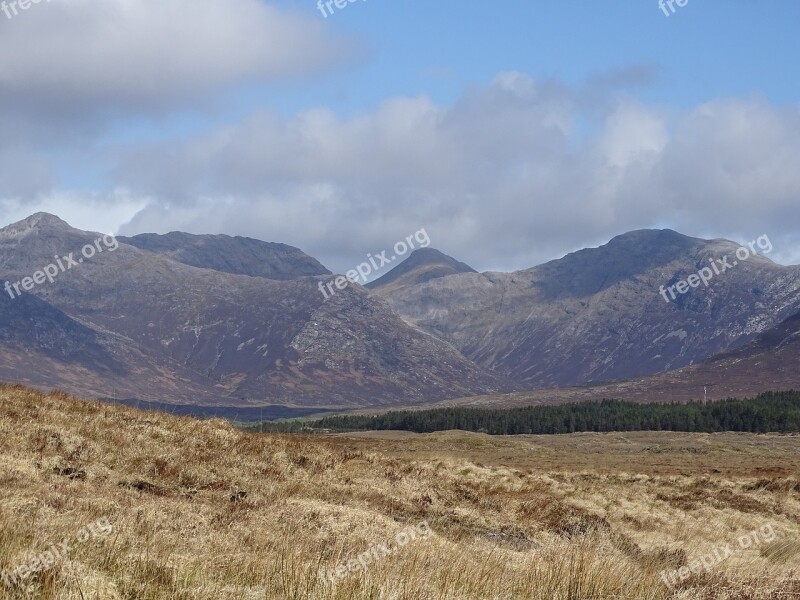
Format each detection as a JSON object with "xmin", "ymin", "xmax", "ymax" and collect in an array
[{"xmin": 1, "ymin": 384, "xmax": 799, "ymax": 599}]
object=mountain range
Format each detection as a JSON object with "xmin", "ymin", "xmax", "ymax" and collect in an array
[
  {"xmin": 1, "ymin": 212, "xmax": 798, "ymax": 414},
  {"xmin": 0, "ymin": 213, "xmax": 511, "ymax": 412},
  {"xmin": 370, "ymin": 229, "xmax": 800, "ymax": 388}
]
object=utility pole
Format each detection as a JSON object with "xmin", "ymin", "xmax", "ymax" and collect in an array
[{"xmin": 702, "ymin": 384, "xmax": 719, "ymax": 404}]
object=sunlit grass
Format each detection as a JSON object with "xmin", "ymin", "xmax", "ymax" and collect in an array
[{"xmin": 0, "ymin": 384, "xmax": 798, "ymax": 599}]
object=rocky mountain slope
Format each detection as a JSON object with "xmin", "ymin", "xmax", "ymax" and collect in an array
[
  {"xmin": 371, "ymin": 229, "xmax": 800, "ymax": 388},
  {"xmin": 0, "ymin": 276, "xmax": 222, "ymax": 404},
  {"xmin": 366, "ymin": 248, "xmax": 477, "ymax": 293},
  {"xmin": 635, "ymin": 307, "xmax": 800, "ymax": 401},
  {"xmin": 119, "ymin": 231, "xmax": 330, "ymax": 280},
  {"xmin": 2, "ymin": 214, "xmax": 799, "ymax": 410},
  {"xmin": 413, "ymin": 309, "xmax": 800, "ymax": 410},
  {"xmin": 0, "ymin": 213, "xmax": 513, "ymax": 408}
]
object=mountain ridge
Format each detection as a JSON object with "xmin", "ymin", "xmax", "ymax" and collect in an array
[
  {"xmin": 119, "ymin": 231, "xmax": 331, "ymax": 280},
  {"xmin": 0, "ymin": 213, "xmax": 513, "ymax": 408},
  {"xmin": 370, "ymin": 228, "xmax": 800, "ymax": 388},
  {"xmin": 1, "ymin": 212, "xmax": 798, "ymax": 413}
]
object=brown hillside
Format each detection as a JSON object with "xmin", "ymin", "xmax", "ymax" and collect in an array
[{"xmin": 1, "ymin": 385, "xmax": 799, "ymax": 599}]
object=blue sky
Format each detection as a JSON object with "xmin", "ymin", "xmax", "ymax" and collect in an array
[
  {"xmin": 0, "ymin": 0, "xmax": 799, "ymax": 272},
  {"xmin": 90, "ymin": 1, "xmax": 800, "ymax": 145},
  {"xmin": 214, "ymin": 0, "xmax": 800, "ymax": 118}
]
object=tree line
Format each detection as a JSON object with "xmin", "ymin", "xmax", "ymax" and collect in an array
[{"xmin": 252, "ymin": 391, "xmax": 800, "ymax": 435}]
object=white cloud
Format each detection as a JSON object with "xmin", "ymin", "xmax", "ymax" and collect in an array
[
  {"xmin": 598, "ymin": 101, "xmax": 668, "ymax": 168},
  {"xmin": 0, "ymin": 0, "xmax": 357, "ymax": 214},
  {"xmin": 114, "ymin": 78, "xmax": 800, "ymax": 272},
  {"xmin": 0, "ymin": 0, "xmax": 354, "ymax": 112},
  {"xmin": 2, "ymin": 39, "xmax": 799, "ymax": 274}
]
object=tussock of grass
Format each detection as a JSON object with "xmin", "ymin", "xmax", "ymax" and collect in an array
[{"xmin": 0, "ymin": 384, "xmax": 798, "ymax": 599}]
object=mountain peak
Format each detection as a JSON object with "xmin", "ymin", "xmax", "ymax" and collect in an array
[
  {"xmin": 366, "ymin": 247, "xmax": 477, "ymax": 292},
  {"xmin": 607, "ymin": 228, "xmax": 695, "ymax": 245},
  {"xmin": 0, "ymin": 212, "xmax": 84, "ymax": 241},
  {"xmin": 528, "ymin": 228, "xmax": 712, "ymax": 292},
  {"xmin": 10, "ymin": 212, "xmax": 71, "ymax": 228},
  {"xmin": 25, "ymin": 211, "xmax": 65, "ymax": 222},
  {"xmin": 407, "ymin": 247, "xmax": 471, "ymax": 263}
]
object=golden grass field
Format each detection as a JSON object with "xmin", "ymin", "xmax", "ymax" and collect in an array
[{"xmin": 1, "ymin": 384, "xmax": 799, "ymax": 599}]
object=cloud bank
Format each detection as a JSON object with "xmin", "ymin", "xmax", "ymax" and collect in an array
[
  {"xmin": 116, "ymin": 76, "xmax": 800, "ymax": 271},
  {"xmin": 1, "ymin": 1, "xmax": 798, "ymax": 272}
]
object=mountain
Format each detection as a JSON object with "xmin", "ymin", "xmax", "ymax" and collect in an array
[
  {"xmin": 0, "ymin": 214, "xmax": 513, "ymax": 409},
  {"xmin": 119, "ymin": 231, "xmax": 330, "ymax": 280},
  {"xmin": 3, "ymin": 215, "xmax": 799, "ymax": 412},
  {"xmin": 366, "ymin": 248, "xmax": 477, "ymax": 293},
  {"xmin": 646, "ymin": 308, "xmax": 800, "ymax": 400},
  {"xmin": 415, "ymin": 309, "xmax": 800, "ymax": 410},
  {"xmin": 0, "ymin": 276, "xmax": 223, "ymax": 404},
  {"xmin": 0, "ymin": 278, "xmax": 120, "ymax": 374},
  {"xmin": 370, "ymin": 229, "xmax": 800, "ymax": 389}
]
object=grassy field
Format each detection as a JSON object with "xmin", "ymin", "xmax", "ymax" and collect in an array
[
  {"xmin": 1, "ymin": 384, "xmax": 799, "ymax": 599},
  {"xmin": 329, "ymin": 429, "xmax": 800, "ymax": 477}
]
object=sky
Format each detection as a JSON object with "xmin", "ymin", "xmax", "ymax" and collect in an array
[{"xmin": 0, "ymin": 0, "xmax": 799, "ymax": 274}]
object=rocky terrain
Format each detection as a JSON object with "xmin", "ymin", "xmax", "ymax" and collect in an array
[
  {"xmin": 372, "ymin": 230, "xmax": 800, "ymax": 389},
  {"xmin": 1, "ymin": 213, "xmax": 799, "ymax": 410},
  {"xmin": 0, "ymin": 278, "xmax": 220, "ymax": 405},
  {"xmin": 119, "ymin": 231, "xmax": 331, "ymax": 280},
  {"xmin": 0, "ymin": 213, "xmax": 512, "ymax": 408},
  {"xmin": 366, "ymin": 247, "xmax": 477, "ymax": 293},
  {"xmin": 420, "ymin": 308, "xmax": 800, "ymax": 410}
]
